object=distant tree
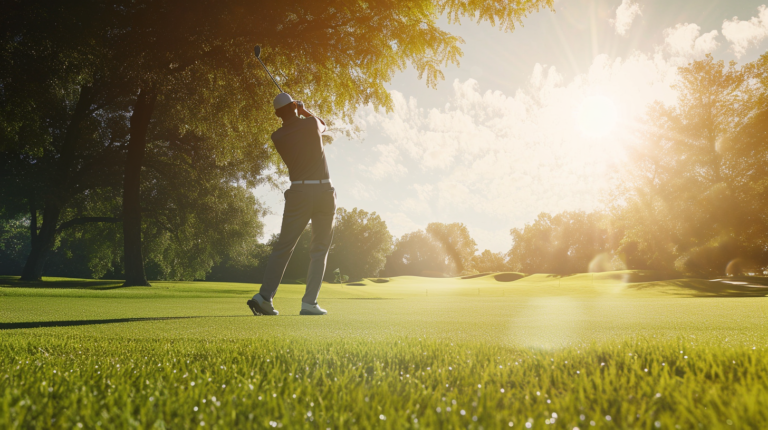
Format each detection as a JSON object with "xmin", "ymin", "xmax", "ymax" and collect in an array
[
  {"xmin": 382, "ymin": 230, "xmax": 449, "ymax": 277},
  {"xmin": 382, "ymin": 222, "xmax": 477, "ymax": 277},
  {"xmin": 507, "ymin": 211, "xmax": 612, "ymax": 274},
  {"xmin": 471, "ymin": 250, "xmax": 509, "ymax": 273},
  {"xmin": 325, "ymin": 208, "xmax": 393, "ymax": 282},
  {"xmin": 425, "ymin": 222, "xmax": 478, "ymax": 274}
]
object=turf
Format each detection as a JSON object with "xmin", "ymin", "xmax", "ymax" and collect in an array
[{"xmin": 1, "ymin": 272, "xmax": 767, "ymax": 429}]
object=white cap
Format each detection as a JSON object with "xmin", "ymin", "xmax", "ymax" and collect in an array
[{"xmin": 273, "ymin": 92, "xmax": 294, "ymax": 110}]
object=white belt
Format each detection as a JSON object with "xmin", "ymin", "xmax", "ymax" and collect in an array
[{"xmin": 291, "ymin": 179, "xmax": 332, "ymax": 185}]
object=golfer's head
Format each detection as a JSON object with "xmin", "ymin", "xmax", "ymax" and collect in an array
[{"xmin": 274, "ymin": 93, "xmax": 297, "ymax": 119}]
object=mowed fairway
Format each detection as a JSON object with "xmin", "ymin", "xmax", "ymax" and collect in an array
[{"xmin": 2, "ymin": 273, "xmax": 768, "ymax": 429}]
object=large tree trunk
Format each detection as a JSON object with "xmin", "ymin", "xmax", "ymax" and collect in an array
[
  {"xmin": 19, "ymin": 86, "xmax": 93, "ymax": 281},
  {"xmin": 122, "ymin": 88, "xmax": 157, "ymax": 287},
  {"xmin": 20, "ymin": 204, "xmax": 61, "ymax": 281},
  {"xmin": 29, "ymin": 196, "xmax": 37, "ymax": 248}
]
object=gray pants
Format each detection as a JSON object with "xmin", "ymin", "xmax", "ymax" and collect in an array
[{"xmin": 260, "ymin": 183, "xmax": 336, "ymax": 304}]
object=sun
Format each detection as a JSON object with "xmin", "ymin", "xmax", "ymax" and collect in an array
[{"xmin": 577, "ymin": 95, "xmax": 618, "ymax": 138}]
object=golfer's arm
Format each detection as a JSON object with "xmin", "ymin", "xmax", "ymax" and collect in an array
[{"xmin": 299, "ymin": 108, "xmax": 327, "ymax": 131}]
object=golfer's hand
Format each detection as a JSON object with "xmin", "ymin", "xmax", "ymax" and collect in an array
[{"xmin": 297, "ymin": 105, "xmax": 312, "ymax": 117}]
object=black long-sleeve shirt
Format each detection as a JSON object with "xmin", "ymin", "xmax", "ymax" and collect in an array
[{"xmin": 271, "ymin": 116, "xmax": 330, "ymax": 181}]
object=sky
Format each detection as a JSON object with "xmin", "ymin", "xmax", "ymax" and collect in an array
[{"xmin": 255, "ymin": 0, "xmax": 768, "ymax": 254}]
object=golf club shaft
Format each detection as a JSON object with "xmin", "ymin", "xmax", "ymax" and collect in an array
[{"xmin": 256, "ymin": 57, "xmax": 284, "ymax": 93}]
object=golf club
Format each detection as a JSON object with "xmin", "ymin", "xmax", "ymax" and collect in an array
[
  {"xmin": 254, "ymin": 45, "xmax": 284, "ymax": 93},
  {"xmin": 254, "ymin": 45, "xmax": 318, "ymax": 117}
]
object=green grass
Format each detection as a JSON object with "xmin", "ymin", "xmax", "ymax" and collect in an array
[{"xmin": 1, "ymin": 272, "xmax": 767, "ymax": 429}]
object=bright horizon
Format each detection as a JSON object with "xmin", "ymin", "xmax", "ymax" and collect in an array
[{"xmin": 255, "ymin": 0, "xmax": 768, "ymax": 253}]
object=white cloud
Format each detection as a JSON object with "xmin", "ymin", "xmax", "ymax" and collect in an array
[
  {"xmin": 349, "ymin": 180, "xmax": 374, "ymax": 201},
  {"xmin": 381, "ymin": 212, "xmax": 422, "ymax": 239},
  {"xmin": 352, "ymin": 50, "xmax": 681, "ymax": 232},
  {"xmin": 722, "ymin": 5, "xmax": 768, "ymax": 58},
  {"xmin": 469, "ymin": 227, "xmax": 512, "ymax": 254},
  {"xmin": 411, "ymin": 183, "xmax": 434, "ymax": 200},
  {"xmin": 398, "ymin": 197, "xmax": 431, "ymax": 216},
  {"xmin": 663, "ymin": 23, "xmax": 719, "ymax": 59},
  {"xmin": 610, "ymin": 0, "xmax": 642, "ymax": 36},
  {"xmin": 368, "ymin": 144, "xmax": 407, "ymax": 179}
]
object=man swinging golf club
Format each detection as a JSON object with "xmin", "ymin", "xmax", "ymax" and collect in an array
[{"xmin": 247, "ymin": 93, "xmax": 335, "ymax": 316}]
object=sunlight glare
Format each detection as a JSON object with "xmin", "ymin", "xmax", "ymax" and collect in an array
[{"xmin": 577, "ymin": 95, "xmax": 618, "ymax": 138}]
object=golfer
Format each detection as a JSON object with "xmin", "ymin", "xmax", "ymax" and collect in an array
[{"xmin": 247, "ymin": 93, "xmax": 335, "ymax": 316}]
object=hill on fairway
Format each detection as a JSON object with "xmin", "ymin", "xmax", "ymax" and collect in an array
[{"xmin": 1, "ymin": 272, "xmax": 767, "ymax": 429}]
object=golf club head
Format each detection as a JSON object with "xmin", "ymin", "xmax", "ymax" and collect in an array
[{"xmin": 254, "ymin": 45, "xmax": 261, "ymax": 58}]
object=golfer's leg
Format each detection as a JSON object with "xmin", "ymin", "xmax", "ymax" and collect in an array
[
  {"xmin": 260, "ymin": 190, "xmax": 312, "ymax": 301},
  {"xmin": 303, "ymin": 188, "xmax": 336, "ymax": 305}
]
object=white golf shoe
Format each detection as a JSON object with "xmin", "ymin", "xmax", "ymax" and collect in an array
[
  {"xmin": 247, "ymin": 294, "xmax": 279, "ymax": 316},
  {"xmin": 300, "ymin": 302, "xmax": 327, "ymax": 316}
]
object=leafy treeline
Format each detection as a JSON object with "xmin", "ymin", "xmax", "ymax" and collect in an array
[{"xmin": 0, "ymin": 0, "xmax": 552, "ymax": 284}]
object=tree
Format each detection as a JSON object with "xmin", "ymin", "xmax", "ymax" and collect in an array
[
  {"xmin": 614, "ymin": 54, "xmax": 768, "ymax": 276},
  {"xmin": 472, "ymin": 250, "xmax": 509, "ymax": 273},
  {"xmin": 326, "ymin": 208, "xmax": 393, "ymax": 281},
  {"xmin": 507, "ymin": 211, "xmax": 612, "ymax": 274},
  {"xmin": 425, "ymin": 222, "xmax": 477, "ymax": 274},
  {"xmin": 0, "ymin": 2, "xmax": 128, "ymax": 280},
  {"xmin": 382, "ymin": 222, "xmax": 477, "ymax": 277},
  {"xmin": 382, "ymin": 230, "xmax": 449, "ymax": 277}
]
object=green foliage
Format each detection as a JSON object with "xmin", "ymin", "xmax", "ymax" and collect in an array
[
  {"xmin": 426, "ymin": 222, "xmax": 477, "ymax": 274},
  {"xmin": 471, "ymin": 249, "xmax": 509, "ymax": 273},
  {"xmin": 0, "ymin": 218, "xmax": 30, "ymax": 275},
  {"xmin": 507, "ymin": 211, "xmax": 615, "ymax": 274},
  {"xmin": 326, "ymin": 208, "xmax": 393, "ymax": 282},
  {"xmin": 332, "ymin": 268, "xmax": 350, "ymax": 284},
  {"xmin": 383, "ymin": 230, "xmax": 450, "ymax": 277},
  {"xmin": 383, "ymin": 222, "xmax": 477, "ymax": 277}
]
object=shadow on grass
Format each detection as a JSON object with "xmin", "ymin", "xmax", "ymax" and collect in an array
[
  {"xmin": 540, "ymin": 271, "xmax": 682, "ymax": 282},
  {"xmin": 459, "ymin": 272, "xmax": 527, "ymax": 281},
  {"xmin": 460, "ymin": 272, "xmax": 494, "ymax": 280},
  {"xmin": 628, "ymin": 279, "xmax": 768, "ymax": 297},
  {"xmin": 494, "ymin": 272, "xmax": 526, "ymax": 282},
  {"xmin": 0, "ymin": 315, "xmax": 251, "ymax": 330},
  {"xmin": 0, "ymin": 276, "xmax": 126, "ymax": 290}
]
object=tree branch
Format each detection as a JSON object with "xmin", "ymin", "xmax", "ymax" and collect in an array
[{"xmin": 56, "ymin": 217, "xmax": 122, "ymax": 233}]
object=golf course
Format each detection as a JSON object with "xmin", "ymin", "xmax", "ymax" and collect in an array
[{"xmin": 2, "ymin": 273, "xmax": 767, "ymax": 429}]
